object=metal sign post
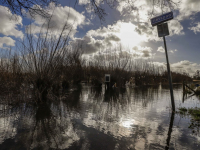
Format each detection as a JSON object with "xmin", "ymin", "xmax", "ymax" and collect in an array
[
  {"xmin": 163, "ymin": 36, "xmax": 175, "ymax": 112},
  {"xmin": 151, "ymin": 12, "xmax": 175, "ymax": 112}
]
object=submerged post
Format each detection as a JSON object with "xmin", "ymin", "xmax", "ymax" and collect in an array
[
  {"xmin": 163, "ymin": 36, "xmax": 175, "ymax": 112},
  {"xmin": 105, "ymin": 74, "xmax": 110, "ymax": 90},
  {"xmin": 151, "ymin": 12, "xmax": 175, "ymax": 111}
]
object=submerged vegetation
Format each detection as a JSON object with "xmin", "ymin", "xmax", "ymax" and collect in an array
[
  {"xmin": 177, "ymin": 107, "xmax": 200, "ymax": 135},
  {"xmin": 178, "ymin": 107, "xmax": 200, "ymax": 121}
]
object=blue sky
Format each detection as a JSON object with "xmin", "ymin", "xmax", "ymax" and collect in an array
[{"xmin": 0, "ymin": 0, "xmax": 200, "ymax": 75}]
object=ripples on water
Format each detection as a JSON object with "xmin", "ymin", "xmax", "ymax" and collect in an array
[{"xmin": 0, "ymin": 84, "xmax": 200, "ymax": 150}]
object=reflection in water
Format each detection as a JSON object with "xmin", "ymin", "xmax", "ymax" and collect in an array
[
  {"xmin": 165, "ymin": 112, "xmax": 175, "ymax": 150},
  {"xmin": 0, "ymin": 84, "xmax": 200, "ymax": 149}
]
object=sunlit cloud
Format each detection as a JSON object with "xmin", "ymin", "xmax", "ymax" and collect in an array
[
  {"xmin": 87, "ymin": 21, "xmax": 148, "ymax": 47},
  {"xmin": 157, "ymin": 46, "xmax": 165, "ymax": 53},
  {"xmin": 171, "ymin": 60, "xmax": 200, "ymax": 75},
  {"xmin": 25, "ymin": 3, "xmax": 87, "ymax": 38},
  {"xmin": 177, "ymin": 0, "xmax": 200, "ymax": 20}
]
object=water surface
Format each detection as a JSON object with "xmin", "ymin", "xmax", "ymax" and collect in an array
[{"xmin": 0, "ymin": 84, "xmax": 200, "ymax": 150}]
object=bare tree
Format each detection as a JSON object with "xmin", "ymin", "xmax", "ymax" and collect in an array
[{"xmin": 0, "ymin": 0, "xmax": 58, "ymax": 18}]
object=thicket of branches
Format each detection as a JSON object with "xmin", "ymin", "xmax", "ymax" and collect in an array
[
  {"xmin": 74, "ymin": 0, "xmax": 180, "ymax": 21},
  {"xmin": 81, "ymin": 53, "xmax": 191, "ymax": 87},
  {"xmin": 0, "ymin": 0, "xmax": 57, "ymax": 18},
  {"xmin": 0, "ymin": 18, "xmax": 86, "ymax": 103},
  {"xmin": 1, "ymin": 0, "xmax": 179, "ymax": 21}
]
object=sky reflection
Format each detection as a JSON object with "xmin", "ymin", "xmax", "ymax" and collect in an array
[{"xmin": 0, "ymin": 84, "xmax": 200, "ymax": 149}]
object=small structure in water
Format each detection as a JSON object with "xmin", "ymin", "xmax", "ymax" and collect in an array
[{"xmin": 105, "ymin": 74, "xmax": 110, "ymax": 90}]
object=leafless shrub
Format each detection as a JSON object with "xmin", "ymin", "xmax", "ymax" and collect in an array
[{"xmin": 0, "ymin": 14, "xmax": 85, "ymax": 103}]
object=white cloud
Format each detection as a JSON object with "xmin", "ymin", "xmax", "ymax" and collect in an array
[
  {"xmin": 157, "ymin": 46, "xmax": 165, "ymax": 53},
  {"xmin": 157, "ymin": 46, "xmax": 177, "ymax": 54},
  {"xmin": 70, "ymin": 33, "xmax": 120, "ymax": 55},
  {"xmin": 88, "ymin": 21, "xmax": 149, "ymax": 46},
  {"xmin": 0, "ymin": 37, "xmax": 15, "ymax": 48},
  {"xmin": 134, "ymin": 23, "xmax": 161, "ymax": 41},
  {"xmin": 150, "ymin": 60, "xmax": 200, "ymax": 75},
  {"xmin": 116, "ymin": 0, "xmax": 200, "ymax": 23},
  {"xmin": 171, "ymin": 60, "xmax": 200, "ymax": 75},
  {"xmin": 117, "ymin": 0, "xmax": 152, "ymax": 22},
  {"xmin": 70, "ymin": 35, "xmax": 105, "ymax": 54},
  {"xmin": 151, "ymin": 61, "xmax": 166, "ymax": 68},
  {"xmin": 0, "ymin": 5, "xmax": 23, "ymax": 39},
  {"xmin": 168, "ymin": 20, "xmax": 184, "ymax": 35},
  {"xmin": 169, "ymin": 49, "xmax": 178, "ymax": 54},
  {"xmin": 71, "ymin": 21, "xmax": 157, "ymax": 58},
  {"xmin": 26, "ymin": 3, "xmax": 87, "ymax": 37},
  {"xmin": 189, "ymin": 22, "xmax": 200, "ymax": 34},
  {"xmin": 134, "ymin": 20, "xmax": 184, "ymax": 41},
  {"xmin": 177, "ymin": 0, "xmax": 200, "ymax": 20},
  {"xmin": 115, "ymin": 0, "xmax": 185, "ymax": 38},
  {"xmin": 79, "ymin": 0, "xmax": 90, "ymax": 5},
  {"xmin": 132, "ymin": 46, "xmax": 154, "ymax": 58},
  {"xmin": 104, "ymin": 34, "xmax": 121, "ymax": 46}
]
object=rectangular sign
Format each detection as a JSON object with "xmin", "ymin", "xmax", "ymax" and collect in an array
[
  {"xmin": 151, "ymin": 12, "xmax": 173, "ymax": 26},
  {"xmin": 105, "ymin": 74, "xmax": 110, "ymax": 82},
  {"xmin": 157, "ymin": 23, "xmax": 169, "ymax": 37}
]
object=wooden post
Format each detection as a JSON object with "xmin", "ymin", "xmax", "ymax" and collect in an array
[{"xmin": 185, "ymin": 84, "xmax": 196, "ymax": 94}]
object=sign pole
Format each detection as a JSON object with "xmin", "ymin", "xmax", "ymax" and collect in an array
[
  {"xmin": 151, "ymin": 11, "xmax": 175, "ymax": 111},
  {"xmin": 163, "ymin": 36, "xmax": 175, "ymax": 112}
]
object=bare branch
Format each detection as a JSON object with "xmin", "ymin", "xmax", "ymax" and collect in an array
[{"xmin": 0, "ymin": 0, "xmax": 58, "ymax": 18}]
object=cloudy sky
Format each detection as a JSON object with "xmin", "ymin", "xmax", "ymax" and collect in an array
[{"xmin": 0, "ymin": 0, "xmax": 200, "ymax": 75}]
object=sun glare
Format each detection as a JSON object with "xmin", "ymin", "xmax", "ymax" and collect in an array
[
  {"xmin": 116, "ymin": 22, "xmax": 146, "ymax": 48},
  {"xmin": 120, "ymin": 118, "xmax": 136, "ymax": 128}
]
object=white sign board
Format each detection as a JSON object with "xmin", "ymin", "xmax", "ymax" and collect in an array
[{"xmin": 105, "ymin": 74, "xmax": 110, "ymax": 82}]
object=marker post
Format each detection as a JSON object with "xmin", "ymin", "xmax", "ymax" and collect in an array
[
  {"xmin": 163, "ymin": 36, "xmax": 175, "ymax": 112},
  {"xmin": 151, "ymin": 12, "xmax": 175, "ymax": 112}
]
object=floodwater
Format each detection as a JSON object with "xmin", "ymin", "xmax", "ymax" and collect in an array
[{"xmin": 0, "ymin": 84, "xmax": 200, "ymax": 150}]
